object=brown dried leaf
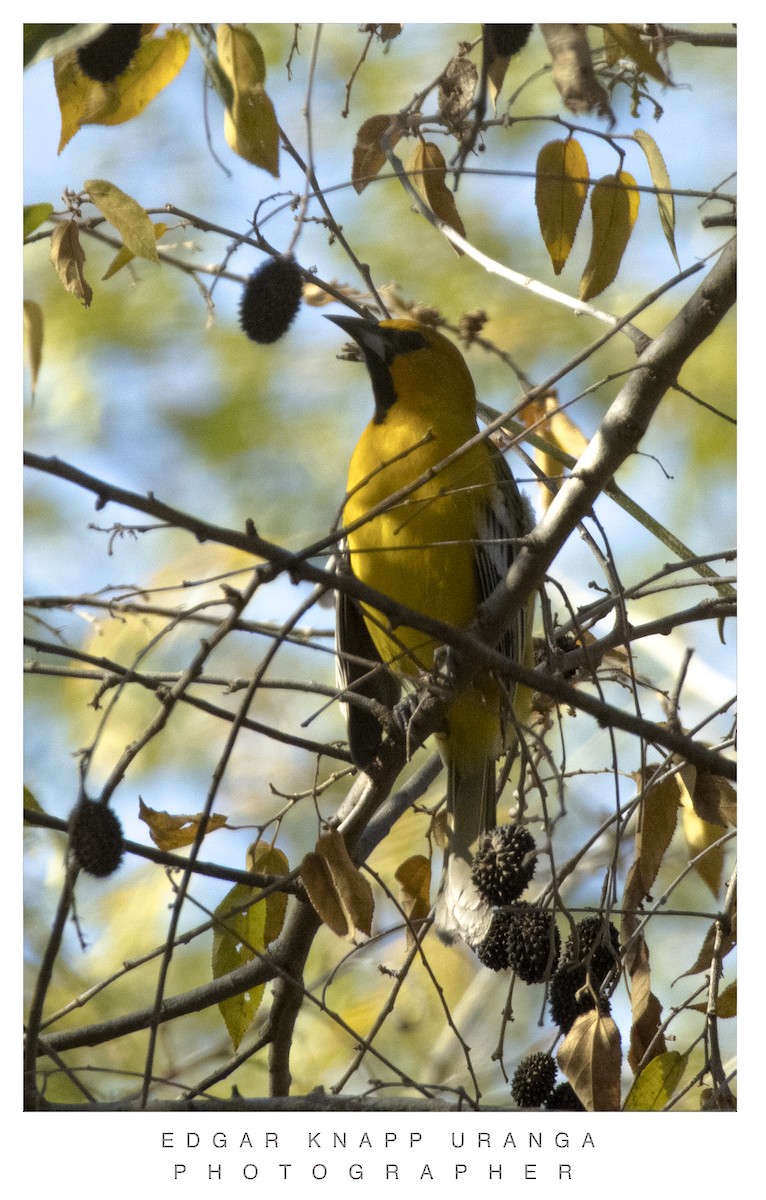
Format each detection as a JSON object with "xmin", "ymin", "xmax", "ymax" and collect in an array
[
  {"xmin": 678, "ymin": 895, "xmax": 736, "ymax": 978},
  {"xmin": 408, "ymin": 141, "xmax": 466, "ymax": 250},
  {"xmin": 352, "ymin": 114, "xmax": 400, "ymax": 194},
  {"xmin": 394, "ymin": 854, "xmax": 432, "ymax": 943},
  {"xmin": 438, "ymin": 57, "xmax": 478, "ymax": 127},
  {"xmin": 626, "ymin": 934, "xmax": 666, "ymax": 1072},
  {"xmin": 138, "ymin": 797, "xmax": 228, "ymax": 850},
  {"xmin": 557, "ymin": 1010, "xmax": 622, "ymax": 1111},
  {"xmin": 300, "ymin": 829, "xmax": 374, "ymax": 940},
  {"xmin": 601, "ymin": 24, "xmax": 670, "ymax": 84},
  {"xmin": 632, "ymin": 767, "xmax": 683, "ymax": 896},
  {"xmin": 300, "ymin": 851, "xmax": 347, "ymax": 936},
  {"xmin": 535, "ymin": 138, "xmax": 589, "ymax": 274},
  {"xmin": 49, "ymin": 220, "xmax": 92, "ymax": 307},
  {"xmin": 539, "ymin": 24, "xmax": 612, "ymax": 118},
  {"xmin": 692, "ymin": 771, "xmax": 737, "ymax": 828},
  {"xmin": 431, "ymin": 810, "xmax": 450, "ymax": 852},
  {"xmin": 579, "ymin": 171, "xmax": 640, "ymax": 300}
]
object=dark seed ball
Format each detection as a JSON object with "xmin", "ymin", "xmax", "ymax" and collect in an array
[
  {"xmin": 565, "ymin": 916, "xmax": 620, "ymax": 987},
  {"xmin": 239, "ymin": 256, "xmax": 303, "ymax": 344},
  {"xmin": 485, "ymin": 25, "xmax": 533, "ymax": 59},
  {"xmin": 475, "ymin": 907, "xmax": 515, "ymax": 971},
  {"xmin": 70, "ymin": 798, "xmax": 125, "ymax": 878},
  {"xmin": 77, "ymin": 25, "xmax": 143, "ymax": 82},
  {"xmin": 549, "ymin": 961, "xmax": 612, "ymax": 1033},
  {"xmin": 511, "ymin": 1052, "xmax": 557, "ymax": 1108},
  {"xmin": 471, "ymin": 823, "xmax": 538, "ymax": 906},
  {"xmin": 506, "ymin": 902, "xmax": 560, "ymax": 984},
  {"xmin": 545, "ymin": 1081, "xmax": 586, "ymax": 1112}
]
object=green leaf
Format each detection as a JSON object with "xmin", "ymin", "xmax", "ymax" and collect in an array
[
  {"xmin": 624, "ymin": 1050, "xmax": 688, "ymax": 1111},
  {"xmin": 85, "ymin": 180, "xmax": 160, "ymax": 263},
  {"xmin": 633, "ymin": 129, "xmax": 679, "ymax": 267},
  {"xmin": 23, "ymin": 785, "xmax": 46, "ymax": 816},
  {"xmin": 24, "ymin": 203, "xmax": 54, "ymax": 238},
  {"xmin": 212, "ymin": 884, "xmax": 267, "ymax": 1050}
]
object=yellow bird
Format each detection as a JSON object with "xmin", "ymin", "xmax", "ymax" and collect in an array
[{"xmin": 331, "ymin": 316, "xmax": 533, "ymax": 947}]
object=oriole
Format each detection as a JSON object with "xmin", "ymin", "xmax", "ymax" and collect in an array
[{"xmin": 331, "ymin": 315, "xmax": 533, "ymax": 947}]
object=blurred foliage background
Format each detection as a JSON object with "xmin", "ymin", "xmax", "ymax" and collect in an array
[{"xmin": 23, "ymin": 23, "xmax": 735, "ymax": 1110}]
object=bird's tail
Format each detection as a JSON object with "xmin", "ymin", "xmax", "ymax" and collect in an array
[{"xmin": 434, "ymin": 753, "xmax": 496, "ymax": 947}]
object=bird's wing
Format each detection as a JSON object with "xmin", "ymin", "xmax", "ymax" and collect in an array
[
  {"xmin": 334, "ymin": 549, "xmax": 401, "ymax": 769},
  {"xmin": 473, "ymin": 446, "xmax": 532, "ymax": 663}
]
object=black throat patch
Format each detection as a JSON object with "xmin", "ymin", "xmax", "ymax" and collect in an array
[{"xmin": 365, "ymin": 327, "xmax": 427, "ymax": 423}]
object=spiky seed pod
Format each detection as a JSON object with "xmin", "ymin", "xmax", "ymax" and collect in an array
[
  {"xmin": 69, "ymin": 798, "xmax": 124, "ymax": 878},
  {"xmin": 564, "ymin": 916, "xmax": 620, "ymax": 987},
  {"xmin": 545, "ymin": 1081, "xmax": 586, "ymax": 1112},
  {"xmin": 485, "ymin": 25, "xmax": 533, "ymax": 59},
  {"xmin": 511, "ymin": 1052, "xmax": 557, "ymax": 1109},
  {"xmin": 475, "ymin": 907, "xmax": 515, "ymax": 971},
  {"xmin": 239, "ymin": 256, "xmax": 303, "ymax": 344},
  {"xmin": 77, "ymin": 25, "xmax": 143, "ymax": 82},
  {"xmin": 471, "ymin": 823, "xmax": 538, "ymax": 906},
  {"xmin": 548, "ymin": 961, "xmax": 612, "ymax": 1033},
  {"xmin": 505, "ymin": 902, "xmax": 560, "ymax": 984}
]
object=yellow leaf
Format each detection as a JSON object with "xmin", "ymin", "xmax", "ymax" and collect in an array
[
  {"xmin": 23, "ymin": 300, "xmax": 44, "ymax": 398},
  {"xmin": 681, "ymin": 802, "xmax": 725, "ymax": 896},
  {"xmin": 217, "ymin": 24, "xmax": 279, "ymax": 175},
  {"xmin": 102, "ymin": 221, "xmax": 168, "ymax": 280},
  {"xmin": 717, "ymin": 979, "xmax": 737, "ymax": 1018},
  {"xmin": 557, "ymin": 1011, "xmax": 622, "ymax": 1111},
  {"xmin": 85, "ymin": 180, "xmax": 160, "ymax": 263},
  {"xmin": 212, "ymin": 883, "xmax": 267, "ymax": 1049},
  {"xmin": 526, "ymin": 391, "xmax": 589, "ymax": 509},
  {"xmin": 690, "ymin": 979, "xmax": 737, "ymax": 1018},
  {"xmin": 246, "ymin": 840, "xmax": 290, "ymax": 946},
  {"xmin": 138, "ymin": 797, "xmax": 228, "ymax": 851},
  {"xmin": 408, "ymin": 141, "xmax": 466, "ymax": 250},
  {"xmin": 49, "ymin": 220, "xmax": 92, "ymax": 307},
  {"xmin": 633, "ymin": 129, "xmax": 678, "ymax": 267},
  {"xmin": 579, "ymin": 171, "xmax": 639, "ymax": 300},
  {"xmin": 624, "ymin": 1050, "xmax": 688, "ymax": 1111},
  {"xmin": 300, "ymin": 829, "xmax": 374, "ymax": 940},
  {"xmin": 535, "ymin": 139, "xmax": 589, "ymax": 274},
  {"xmin": 602, "ymin": 24, "xmax": 670, "ymax": 84},
  {"xmin": 352, "ymin": 114, "xmax": 400, "ymax": 194},
  {"xmin": 54, "ymin": 30, "xmax": 189, "ymax": 150}
]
